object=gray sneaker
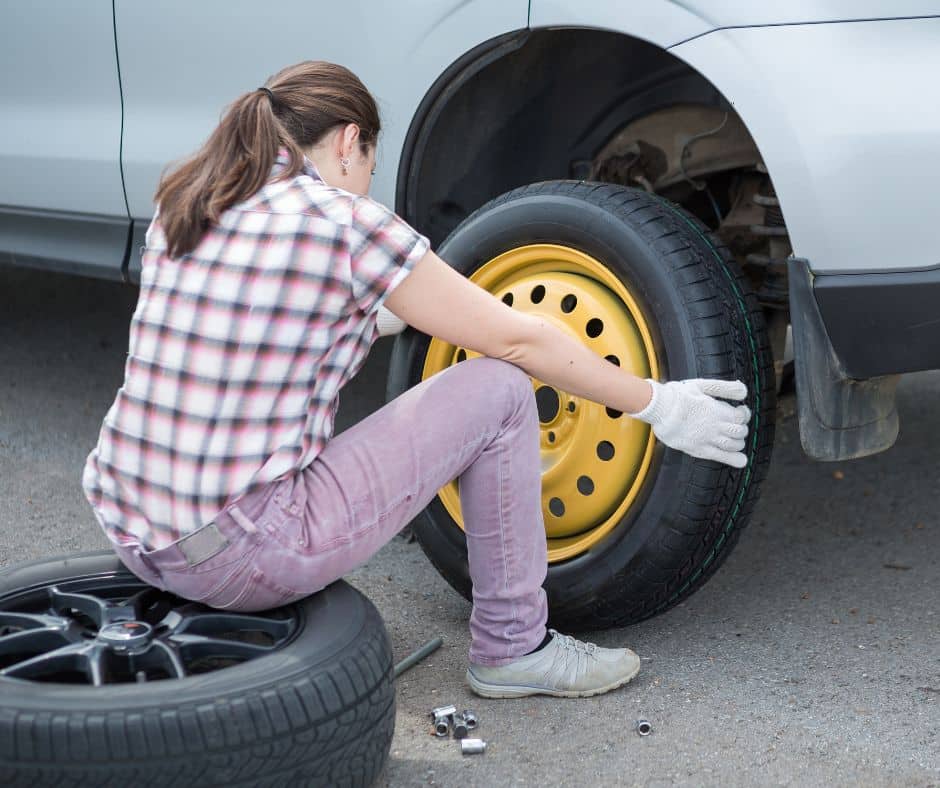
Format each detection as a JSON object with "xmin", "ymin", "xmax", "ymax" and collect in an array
[{"xmin": 466, "ymin": 629, "xmax": 641, "ymax": 698}]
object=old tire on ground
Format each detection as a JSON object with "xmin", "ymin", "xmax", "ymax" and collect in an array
[
  {"xmin": 0, "ymin": 551, "xmax": 394, "ymax": 787},
  {"xmin": 388, "ymin": 181, "xmax": 776, "ymax": 630}
]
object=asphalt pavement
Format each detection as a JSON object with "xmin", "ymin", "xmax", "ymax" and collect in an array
[{"xmin": 0, "ymin": 264, "xmax": 936, "ymax": 787}]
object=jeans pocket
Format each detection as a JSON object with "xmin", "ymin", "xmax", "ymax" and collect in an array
[
  {"xmin": 159, "ymin": 546, "xmax": 256, "ymax": 603},
  {"xmin": 206, "ymin": 567, "xmax": 300, "ymax": 612}
]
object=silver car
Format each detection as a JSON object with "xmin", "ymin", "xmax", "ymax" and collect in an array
[{"xmin": 3, "ymin": 1, "xmax": 938, "ymax": 627}]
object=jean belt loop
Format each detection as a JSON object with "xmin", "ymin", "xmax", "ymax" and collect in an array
[{"xmin": 228, "ymin": 505, "xmax": 259, "ymax": 534}]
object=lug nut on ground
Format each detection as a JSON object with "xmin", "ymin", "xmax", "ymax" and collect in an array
[
  {"xmin": 635, "ymin": 719, "xmax": 653, "ymax": 736},
  {"xmin": 451, "ymin": 713, "xmax": 469, "ymax": 739},
  {"xmin": 461, "ymin": 738, "xmax": 486, "ymax": 755}
]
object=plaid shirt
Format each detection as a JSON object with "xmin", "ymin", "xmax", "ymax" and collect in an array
[{"xmin": 83, "ymin": 152, "xmax": 430, "ymax": 550}]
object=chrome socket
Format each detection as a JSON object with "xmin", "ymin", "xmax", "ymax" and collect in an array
[
  {"xmin": 432, "ymin": 715, "xmax": 450, "ymax": 738},
  {"xmin": 430, "ymin": 704, "xmax": 456, "ymax": 720},
  {"xmin": 451, "ymin": 713, "xmax": 469, "ymax": 739},
  {"xmin": 430, "ymin": 705, "xmax": 456, "ymax": 738},
  {"xmin": 461, "ymin": 709, "xmax": 478, "ymax": 730},
  {"xmin": 635, "ymin": 719, "xmax": 653, "ymax": 736}
]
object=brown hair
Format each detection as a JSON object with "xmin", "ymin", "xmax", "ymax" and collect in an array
[{"xmin": 155, "ymin": 61, "xmax": 380, "ymax": 258}]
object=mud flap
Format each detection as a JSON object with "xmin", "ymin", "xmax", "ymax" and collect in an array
[{"xmin": 787, "ymin": 258, "xmax": 900, "ymax": 461}]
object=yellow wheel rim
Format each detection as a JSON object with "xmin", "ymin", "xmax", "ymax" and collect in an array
[{"xmin": 422, "ymin": 244, "xmax": 660, "ymax": 562}]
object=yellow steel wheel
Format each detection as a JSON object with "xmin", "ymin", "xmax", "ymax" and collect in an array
[{"xmin": 421, "ymin": 244, "xmax": 661, "ymax": 562}]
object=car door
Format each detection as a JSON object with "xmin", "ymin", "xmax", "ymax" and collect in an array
[
  {"xmin": 114, "ymin": 0, "xmax": 528, "ymax": 280},
  {"xmin": 0, "ymin": 1, "xmax": 128, "ymax": 279}
]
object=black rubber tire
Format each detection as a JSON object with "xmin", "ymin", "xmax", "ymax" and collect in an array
[
  {"xmin": 388, "ymin": 181, "xmax": 776, "ymax": 630},
  {"xmin": 0, "ymin": 551, "xmax": 395, "ymax": 788}
]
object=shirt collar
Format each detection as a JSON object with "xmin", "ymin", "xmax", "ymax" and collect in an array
[{"xmin": 274, "ymin": 147, "xmax": 322, "ymax": 181}]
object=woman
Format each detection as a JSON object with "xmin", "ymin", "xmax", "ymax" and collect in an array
[{"xmin": 83, "ymin": 61, "xmax": 750, "ymax": 700}]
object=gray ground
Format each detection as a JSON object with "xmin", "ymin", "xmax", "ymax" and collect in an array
[{"xmin": 0, "ymin": 265, "xmax": 937, "ymax": 787}]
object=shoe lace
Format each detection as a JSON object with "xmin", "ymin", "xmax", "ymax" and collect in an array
[{"xmin": 549, "ymin": 629, "xmax": 598, "ymax": 657}]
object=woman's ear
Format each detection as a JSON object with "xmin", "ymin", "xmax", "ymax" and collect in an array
[{"xmin": 341, "ymin": 123, "xmax": 361, "ymax": 158}]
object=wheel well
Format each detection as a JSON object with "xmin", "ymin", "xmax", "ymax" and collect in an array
[
  {"xmin": 398, "ymin": 27, "xmax": 792, "ymax": 365},
  {"xmin": 399, "ymin": 28, "xmax": 731, "ymax": 244}
]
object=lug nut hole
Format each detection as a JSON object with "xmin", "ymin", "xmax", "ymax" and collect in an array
[{"xmin": 596, "ymin": 441, "xmax": 615, "ymax": 461}]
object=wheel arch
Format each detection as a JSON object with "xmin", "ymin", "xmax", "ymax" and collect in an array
[{"xmin": 394, "ymin": 26, "xmax": 795, "ymax": 251}]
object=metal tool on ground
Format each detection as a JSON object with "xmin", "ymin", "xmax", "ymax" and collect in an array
[
  {"xmin": 462, "ymin": 709, "xmax": 478, "ymax": 730},
  {"xmin": 635, "ymin": 719, "xmax": 653, "ymax": 736},
  {"xmin": 430, "ymin": 705, "xmax": 456, "ymax": 738},
  {"xmin": 451, "ymin": 713, "xmax": 469, "ymax": 739},
  {"xmin": 394, "ymin": 636, "xmax": 444, "ymax": 678},
  {"xmin": 461, "ymin": 738, "xmax": 487, "ymax": 755}
]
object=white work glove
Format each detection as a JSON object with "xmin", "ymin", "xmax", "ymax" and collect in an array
[
  {"xmin": 375, "ymin": 305, "xmax": 407, "ymax": 337},
  {"xmin": 626, "ymin": 378, "xmax": 751, "ymax": 468}
]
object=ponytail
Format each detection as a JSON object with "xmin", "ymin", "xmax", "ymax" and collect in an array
[{"xmin": 155, "ymin": 61, "xmax": 380, "ymax": 258}]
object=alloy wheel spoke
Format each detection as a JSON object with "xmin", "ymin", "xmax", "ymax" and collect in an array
[
  {"xmin": 0, "ymin": 627, "xmax": 71, "ymax": 658},
  {"xmin": 0, "ymin": 641, "xmax": 93, "ymax": 681},
  {"xmin": 0, "ymin": 610, "xmax": 67, "ymax": 632},
  {"xmin": 175, "ymin": 611, "xmax": 292, "ymax": 641},
  {"xmin": 86, "ymin": 644, "xmax": 107, "ymax": 687},
  {"xmin": 147, "ymin": 640, "xmax": 188, "ymax": 679},
  {"xmin": 47, "ymin": 587, "xmax": 110, "ymax": 627},
  {"xmin": 169, "ymin": 632, "xmax": 271, "ymax": 660}
]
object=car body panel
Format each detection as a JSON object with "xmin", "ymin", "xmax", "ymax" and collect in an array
[
  {"xmin": 114, "ymin": 0, "xmax": 527, "ymax": 219},
  {"xmin": 669, "ymin": 18, "xmax": 940, "ymax": 274},
  {"xmin": 667, "ymin": 1, "xmax": 940, "ymax": 30},
  {"xmin": 529, "ymin": 1, "xmax": 940, "ymax": 48},
  {"xmin": 0, "ymin": 1, "xmax": 126, "ymax": 217}
]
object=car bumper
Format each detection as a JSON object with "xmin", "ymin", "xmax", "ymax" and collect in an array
[{"xmin": 811, "ymin": 264, "xmax": 940, "ymax": 379}]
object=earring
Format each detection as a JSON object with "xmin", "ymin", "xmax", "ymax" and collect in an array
[{"xmin": 340, "ymin": 157, "xmax": 350, "ymax": 176}]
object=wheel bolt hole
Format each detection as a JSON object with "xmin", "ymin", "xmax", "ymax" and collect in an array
[
  {"xmin": 606, "ymin": 407, "xmax": 622, "ymax": 419},
  {"xmin": 577, "ymin": 476, "xmax": 595, "ymax": 495},
  {"xmin": 566, "ymin": 401, "xmax": 576, "ymax": 413},
  {"xmin": 456, "ymin": 348, "xmax": 467, "ymax": 363},
  {"xmin": 547, "ymin": 431, "xmax": 556, "ymax": 443},
  {"xmin": 548, "ymin": 497, "xmax": 565, "ymax": 517},
  {"xmin": 535, "ymin": 386, "xmax": 560, "ymax": 423},
  {"xmin": 605, "ymin": 354, "xmax": 620, "ymax": 366},
  {"xmin": 530, "ymin": 285, "xmax": 546, "ymax": 304},
  {"xmin": 561, "ymin": 294, "xmax": 577, "ymax": 313},
  {"xmin": 586, "ymin": 318, "xmax": 604, "ymax": 338},
  {"xmin": 502, "ymin": 292, "xmax": 514, "ymax": 307},
  {"xmin": 596, "ymin": 440, "xmax": 615, "ymax": 461}
]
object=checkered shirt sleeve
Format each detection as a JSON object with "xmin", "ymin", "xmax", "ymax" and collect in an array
[{"xmin": 347, "ymin": 195, "xmax": 430, "ymax": 314}]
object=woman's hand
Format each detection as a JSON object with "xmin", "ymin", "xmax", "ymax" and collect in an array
[{"xmin": 626, "ymin": 378, "xmax": 751, "ymax": 468}]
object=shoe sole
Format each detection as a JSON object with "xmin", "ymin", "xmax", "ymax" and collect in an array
[{"xmin": 466, "ymin": 660, "xmax": 641, "ymax": 699}]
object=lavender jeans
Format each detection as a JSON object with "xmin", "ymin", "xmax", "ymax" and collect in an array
[{"xmin": 112, "ymin": 357, "xmax": 549, "ymax": 666}]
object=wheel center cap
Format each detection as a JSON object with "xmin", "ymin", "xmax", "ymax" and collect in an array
[{"xmin": 98, "ymin": 621, "xmax": 153, "ymax": 649}]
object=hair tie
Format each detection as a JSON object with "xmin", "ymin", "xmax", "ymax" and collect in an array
[{"xmin": 258, "ymin": 86, "xmax": 276, "ymax": 103}]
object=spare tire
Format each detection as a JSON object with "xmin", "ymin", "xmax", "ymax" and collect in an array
[
  {"xmin": 388, "ymin": 181, "xmax": 776, "ymax": 630},
  {"xmin": 0, "ymin": 551, "xmax": 394, "ymax": 787}
]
